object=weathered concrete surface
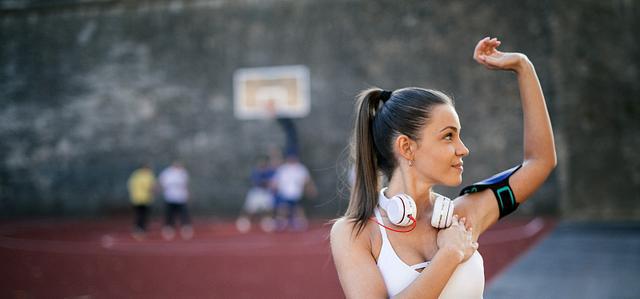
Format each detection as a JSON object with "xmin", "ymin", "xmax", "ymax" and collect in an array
[
  {"xmin": 0, "ymin": 0, "xmax": 638, "ymax": 219},
  {"xmin": 549, "ymin": 1, "xmax": 640, "ymax": 219}
]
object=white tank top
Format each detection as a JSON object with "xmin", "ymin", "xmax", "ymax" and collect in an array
[{"xmin": 374, "ymin": 208, "xmax": 485, "ymax": 298}]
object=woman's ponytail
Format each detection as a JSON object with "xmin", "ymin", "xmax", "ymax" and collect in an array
[{"xmin": 346, "ymin": 88, "xmax": 386, "ymax": 235}]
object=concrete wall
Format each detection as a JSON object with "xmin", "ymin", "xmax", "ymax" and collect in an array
[
  {"xmin": 550, "ymin": 1, "xmax": 640, "ymax": 219},
  {"xmin": 0, "ymin": 0, "xmax": 638, "ymax": 219}
]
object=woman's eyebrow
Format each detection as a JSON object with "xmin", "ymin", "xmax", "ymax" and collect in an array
[{"xmin": 439, "ymin": 126, "xmax": 459, "ymax": 133}]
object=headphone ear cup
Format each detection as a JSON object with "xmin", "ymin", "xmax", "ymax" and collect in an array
[
  {"xmin": 431, "ymin": 195, "xmax": 454, "ymax": 228},
  {"xmin": 385, "ymin": 199, "xmax": 403, "ymax": 225},
  {"xmin": 387, "ymin": 194, "xmax": 416, "ymax": 227}
]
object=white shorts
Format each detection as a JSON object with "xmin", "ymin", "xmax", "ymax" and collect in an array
[{"xmin": 243, "ymin": 187, "xmax": 274, "ymax": 214}]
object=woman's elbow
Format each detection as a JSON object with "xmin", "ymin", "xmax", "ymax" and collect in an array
[
  {"xmin": 540, "ymin": 147, "xmax": 557, "ymax": 171},
  {"xmin": 545, "ymin": 150, "xmax": 558, "ymax": 170},
  {"xmin": 539, "ymin": 152, "xmax": 557, "ymax": 173},
  {"xmin": 542, "ymin": 154, "xmax": 557, "ymax": 177},
  {"xmin": 524, "ymin": 154, "xmax": 556, "ymax": 177}
]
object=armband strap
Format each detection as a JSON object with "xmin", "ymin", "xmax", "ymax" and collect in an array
[{"xmin": 459, "ymin": 164, "xmax": 522, "ymax": 219}]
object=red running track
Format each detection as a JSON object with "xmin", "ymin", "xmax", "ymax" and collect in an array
[{"xmin": 0, "ymin": 217, "xmax": 555, "ymax": 298}]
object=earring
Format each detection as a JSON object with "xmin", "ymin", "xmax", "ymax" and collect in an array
[{"xmin": 409, "ymin": 160, "xmax": 414, "ymax": 167}]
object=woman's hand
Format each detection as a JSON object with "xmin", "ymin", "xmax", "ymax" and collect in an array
[
  {"xmin": 473, "ymin": 37, "xmax": 529, "ymax": 72},
  {"xmin": 436, "ymin": 215, "xmax": 478, "ymax": 263}
]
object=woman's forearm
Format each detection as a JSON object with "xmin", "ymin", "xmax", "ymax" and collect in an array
[{"xmin": 515, "ymin": 57, "xmax": 557, "ymax": 169}]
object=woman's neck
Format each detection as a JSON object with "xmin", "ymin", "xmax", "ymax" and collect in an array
[{"xmin": 386, "ymin": 167, "xmax": 435, "ymax": 221}]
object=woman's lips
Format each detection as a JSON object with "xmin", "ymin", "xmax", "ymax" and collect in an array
[{"xmin": 452, "ymin": 163, "xmax": 464, "ymax": 172}]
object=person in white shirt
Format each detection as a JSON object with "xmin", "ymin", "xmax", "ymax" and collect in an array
[
  {"xmin": 159, "ymin": 161, "xmax": 193, "ymax": 240},
  {"xmin": 272, "ymin": 154, "xmax": 317, "ymax": 231}
]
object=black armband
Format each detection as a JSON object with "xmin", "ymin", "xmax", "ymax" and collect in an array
[{"xmin": 459, "ymin": 165, "xmax": 522, "ymax": 219}]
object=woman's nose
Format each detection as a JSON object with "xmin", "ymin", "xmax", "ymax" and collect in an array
[{"xmin": 457, "ymin": 140, "xmax": 470, "ymax": 157}]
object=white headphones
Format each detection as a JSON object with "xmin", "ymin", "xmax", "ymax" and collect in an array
[
  {"xmin": 431, "ymin": 194, "xmax": 455, "ymax": 229},
  {"xmin": 379, "ymin": 188, "xmax": 454, "ymax": 229},
  {"xmin": 378, "ymin": 188, "xmax": 417, "ymax": 226}
]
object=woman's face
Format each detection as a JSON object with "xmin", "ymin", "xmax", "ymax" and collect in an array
[{"xmin": 412, "ymin": 104, "xmax": 469, "ymax": 186}]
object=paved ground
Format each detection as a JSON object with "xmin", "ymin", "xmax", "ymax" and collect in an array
[
  {"xmin": 485, "ymin": 221, "xmax": 640, "ymax": 299},
  {"xmin": 0, "ymin": 216, "xmax": 553, "ymax": 298}
]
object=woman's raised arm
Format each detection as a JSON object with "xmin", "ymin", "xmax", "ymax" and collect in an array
[{"xmin": 459, "ymin": 37, "xmax": 557, "ymax": 235}]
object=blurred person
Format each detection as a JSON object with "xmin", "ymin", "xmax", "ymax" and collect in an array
[
  {"xmin": 159, "ymin": 161, "xmax": 193, "ymax": 240},
  {"xmin": 276, "ymin": 117, "xmax": 299, "ymax": 159},
  {"xmin": 275, "ymin": 115, "xmax": 318, "ymax": 231},
  {"xmin": 272, "ymin": 153, "xmax": 317, "ymax": 231},
  {"xmin": 264, "ymin": 99, "xmax": 299, "ymax": 161},
  {"xmin": 236, "ymin": 154, "xmax": 277, "ymax": 233},
  {"xmin": 127, "ymin": 163, "xmax": 156, "ymax": 240},
  {"xmin": 262, "ymin": 100, "xmax": 318, "ymax": 231},
  {"xmin": 331, "ymin": 37, "xmax": 556, "ymax": 298}
]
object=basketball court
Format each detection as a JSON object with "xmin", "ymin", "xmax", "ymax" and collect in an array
[
  {"xmin": 0, "ymin": 216, "xmax": 555, "ymax": 298},
  {"xmin": 485, "ymin": 221, "xmax": 640, "ymax": 299}
]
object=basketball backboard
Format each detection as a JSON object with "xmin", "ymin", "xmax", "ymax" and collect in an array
[{"xmin": 233, "ymin": 65, "xmax": 310, "ymax": 119}]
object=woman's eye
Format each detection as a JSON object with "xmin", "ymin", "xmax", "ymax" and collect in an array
[{"xmin": 444, "ymin": 133, "xmax": 453, "ymax": 141}]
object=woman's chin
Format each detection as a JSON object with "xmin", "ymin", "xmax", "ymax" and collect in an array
[{"xmin": 442, "ymin": 176, "xmax": 463, "ymax": 187}]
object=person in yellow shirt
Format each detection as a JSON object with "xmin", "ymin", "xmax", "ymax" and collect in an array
[{"xmin": 128, "ymin": 163, "xmax": 156, "ymax": 238}]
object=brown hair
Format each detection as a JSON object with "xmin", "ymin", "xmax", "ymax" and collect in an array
[{"xmin": 345, "ymin": 87, "xmax": 453, "ymax": 235}]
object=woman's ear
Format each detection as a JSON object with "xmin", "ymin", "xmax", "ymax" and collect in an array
[{"xmin": 394, "ymin": 135, "xmax": 416, "ymax": 162}]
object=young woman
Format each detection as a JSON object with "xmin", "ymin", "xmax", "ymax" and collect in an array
[{"xmin": 330, "ymin": 37, "xmax": 557, "ymax": 298}]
